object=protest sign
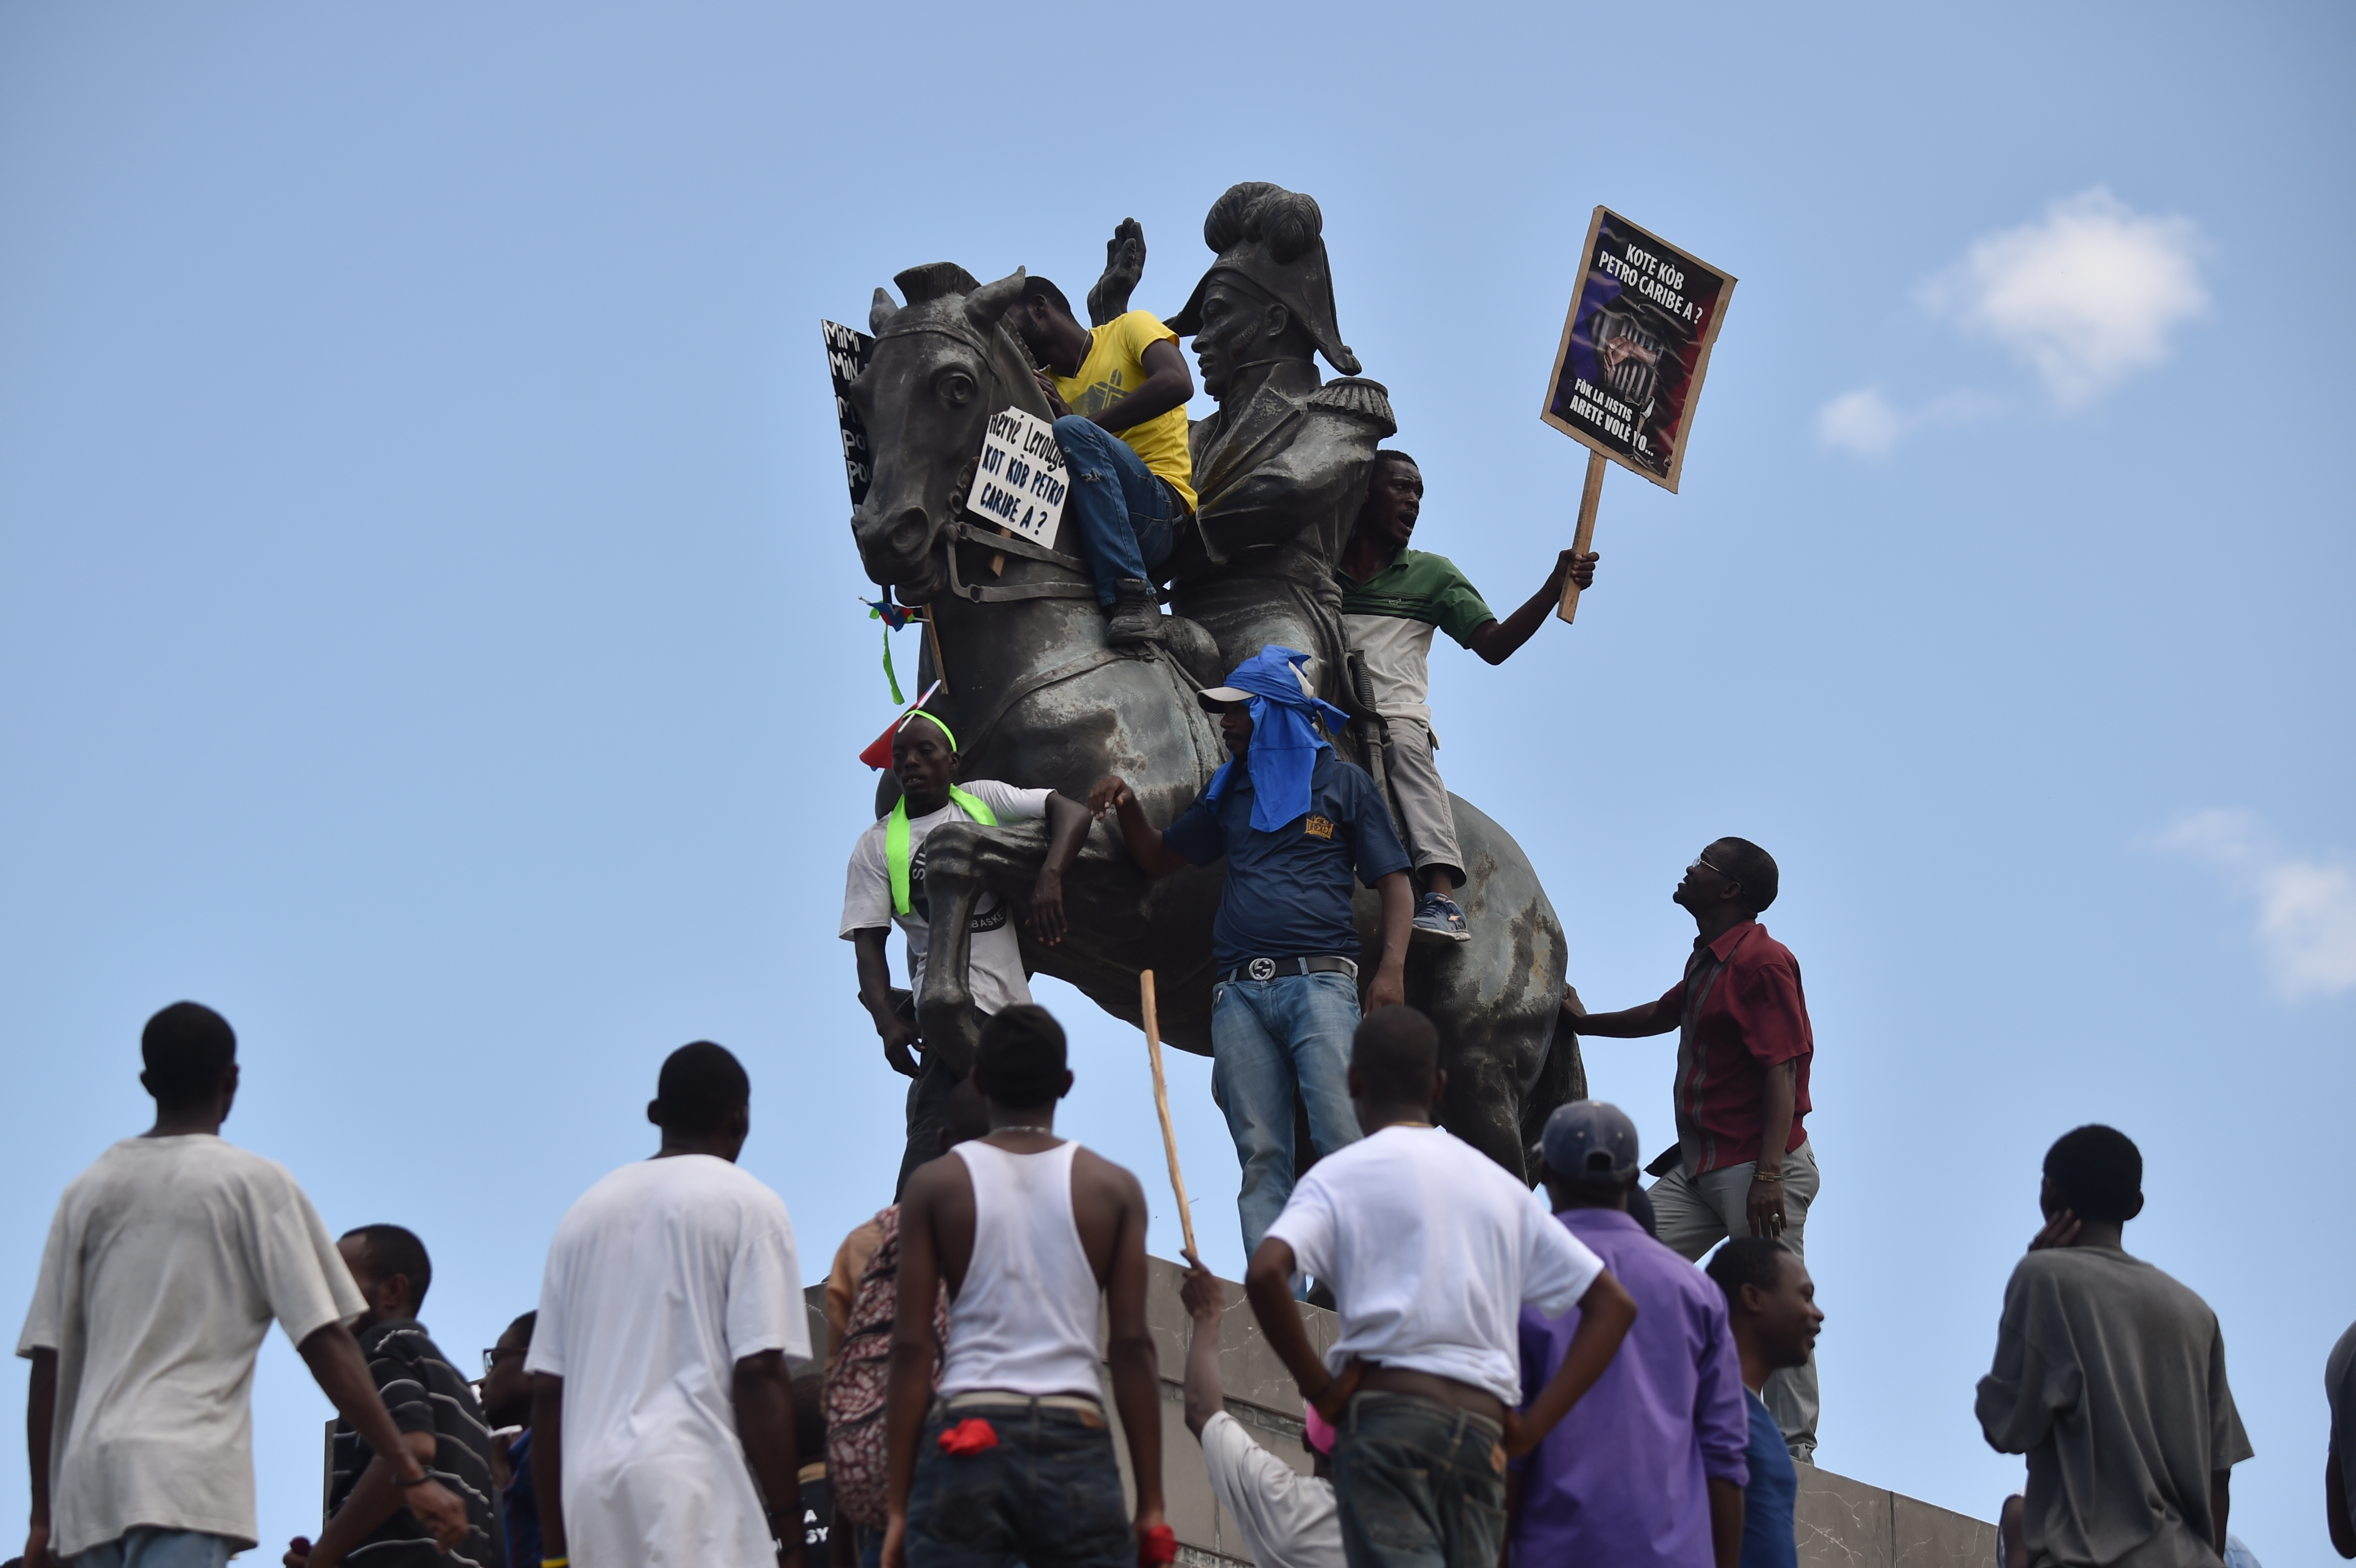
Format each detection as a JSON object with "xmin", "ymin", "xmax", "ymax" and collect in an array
[
  {"xmin": 1538, "ymin": 208, "xmax": 1736, "ymax": 620},
  {"xmin": 962, "ymin": 406, "xmax": 1068, "ymax": 551},
  {"xmin": 821, "ymin": 319, "xmax": 877, "ymax": 505}
]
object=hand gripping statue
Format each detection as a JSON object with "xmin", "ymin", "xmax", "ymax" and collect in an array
[{"xmin": 1161, "ymin": 183, "xmax": 1397, "ymax": 704}]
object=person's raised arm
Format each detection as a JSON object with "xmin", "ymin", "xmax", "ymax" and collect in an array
[
  {"xmin": 530, "ymin": 1375, "xmax": 565, "ymax": 1564},
  {"xmin": 1369, "ymin": 870, "xmax": 1412, "ymax": 1012},
  {"xmin": 23, "ymin": 1346, "xmax": 55, "ymax": 1568},
  {"xmin": 853, "ymin": 928, "xmax": 920, "ymax": 1078},
  {"xmin": 296, "ymin": 1322, "xmax": 469, "ymax": 1551},
  {"xmin": 1465, "ymin": 551, "xmax": 1599, "ymax": 665},
  {"xmin": 1087, "ymin": 775, "xmax": 1189, "ymax": 879},
  {"xmin": 2328, "ymin": 1449, "xmax": 2355, "ymax": 1558},
  {"xmin": 1026, "ymin": 792, "xmax": 1095, "ymax": 947},
  {"xmin": 1102, "ymin": 1169, "xmax": 1166, "ymax": 1549},
  {"xmin": 1091, "ymin": 338, "xmax": 1194, "ymax": 435},
  {"xmin": 733, "ymin": 1350, "xmax": 807, "ymax": 1568},
  {"xmin": 1244, "ymin": 1239, "xmax": 1360, "ymax": 1420},
  {"xmin": 1179, "ymin": 1267, "xmax": 1227, "ymax": 1438},
  {"xmin": 882, "ymin": 1172, "xmax": 947, "ymax": 1568},
  {"xmin": 1502, "ymin": 1269, "xmax": 1636, "ymax": 1457},
  {"xmin": 1561, "ymin": 985, "xmax": 1678, "ymax": 1038}
]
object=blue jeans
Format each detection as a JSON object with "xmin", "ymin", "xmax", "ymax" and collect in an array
[
  {"xmin": 1053, "ymin": 415, "xmax": 1177, "ymax": 607},
  {"xmin": 1211, "ymin": 970, "xmax": 1363, "ymax": 1258},
  {"xmin": 70, "ymin": 1531, "xmax": 233, "ymax": 1568},
  {"xmin": 1332, "ymin": 1393, "xmax": 1507, "ymax": 1568},
  {"xmin": 906, "ymin": 1402, "xmax": 1130, "ymax": 1568}
]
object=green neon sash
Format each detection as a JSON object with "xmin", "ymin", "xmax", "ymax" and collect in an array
[{"xmin": 885, "ymin": 785, "xmax": 998, "ymax": 915}]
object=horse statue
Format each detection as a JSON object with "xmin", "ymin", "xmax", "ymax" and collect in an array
[{"xmin": 841, "ymin": 224, "xmax": 1583, "ymax": 1185}]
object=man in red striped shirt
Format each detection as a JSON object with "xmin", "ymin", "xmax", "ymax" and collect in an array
[{"xmin": 1566, "ymin": 837, "xmax": 1822, "ymax": 1461}]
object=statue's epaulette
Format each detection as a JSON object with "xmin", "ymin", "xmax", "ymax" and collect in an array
[{"xmin": 1307, "ymin": 376, "xmax": 1396, "ymax": 435}]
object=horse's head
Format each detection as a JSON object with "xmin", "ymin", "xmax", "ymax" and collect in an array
[{"xmin": 848, "ymin": 263, "xmax": 1042, "ymax": 603}]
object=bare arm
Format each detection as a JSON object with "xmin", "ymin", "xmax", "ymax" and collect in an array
[
  {"xmin": 734, "ymin": 1350, "xmax": 807, "ymax": 1568},
  {"xmin": 1465, "ymin": 550, "xmax": 1599, "ymax": 665},
  {"xmin": 1102, "ymin": 1172, "xmax": 1166, "ymax": 1538},
  {"xmin": 1025, "ymin": 792, "xmax": 1094, "ymax": 947},
  {"xmin": 303, "ymin": 1430, "xmax": 438, "ymax": 1567},
  {"xmin": 1746, "ymin": 1062, "xmax": 1798, "ymax": 1238},
  {"xmin": 1244, "ymin": 1240, "xmax": 1358, "ymax": 1418},
  {"xmin": 1561, "ymin": 987, "xmax": 1678, "ymax": 1037},
  {"xmin": 881, "ymin": 1177, "xmax": 946, "ymax": 1568},
  {"xmin": 1367, "ymin": 871, "xmax": 1411, "ymax": 1012},
  {"xmin": 853, "ymin": 928, "xmax": 920, "ymax": 1077},
  {"xmin": 1178, "ymin": 1268, "xmax": 1226, "ymax": 1438},
  {"xmin": 1709, "ymin": 1477, "xmax": 1745, "ymax": 1568},
  {"xmin": 1502, "ymin": 1269, "xmax": 1636, "ymax": 1457},
  {"xmin": 1088, "ymin": 775, "xmax": 1189, "ymax": 879},
  {"xmin": 1091, "ymin": 338, "xmax": 1194, "ymax": 435},
  {"xmin": 23, "ymin": 1347, "xmax": 55, "ymax": 1568},
  {"xmin": 2211, "ymin": 1470, "xmax": 2231, "ymax": 1558},
  {"xmin": 530, "ymin": 1375, "xmax": 565, "ymax": 1561},
  {"xmin": 2328, "ymin": 1450, "xmax": 2355, "ymax": 1558},
  {"xmin": 296, "ymin": 1323, "xmax": 468, "ymax": 1550}
]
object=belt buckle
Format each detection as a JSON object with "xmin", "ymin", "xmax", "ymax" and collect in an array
[{"xmin": 1247, "ymin": 957, "xmax": 1277, "ymax": 981}]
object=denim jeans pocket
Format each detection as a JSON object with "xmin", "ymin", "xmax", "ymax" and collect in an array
[
  {"xmin": 910, "ymin": 1434, "xmax": 1007, "ymax": 1550},
  {"xmin": 1351, "ymin": 1459, "xmax": 1440, "ymax": 1553}
]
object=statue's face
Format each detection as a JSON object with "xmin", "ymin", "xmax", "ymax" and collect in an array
[{"xmin": 1190, "ymin": 278, "xmax": 1291, "ymax": 400}]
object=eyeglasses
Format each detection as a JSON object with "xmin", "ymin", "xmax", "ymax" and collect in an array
[
  {"xmin": 1688, "ymin": 851, "xmax": 1733, "ymax": 879},
  {"xmin": 482, "ymin": 1346, "xmax": 525, "ymax": 1373}
]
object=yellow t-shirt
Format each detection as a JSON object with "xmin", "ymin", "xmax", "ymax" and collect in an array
[{"xmin": 1052, "ymin": 309, "xmax": 1196, "ymax": 512}]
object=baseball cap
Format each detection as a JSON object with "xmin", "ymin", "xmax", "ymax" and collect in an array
[{"xmin": 1540, "ymin": 1100, "xmax": 1641, "ymax": 1186}]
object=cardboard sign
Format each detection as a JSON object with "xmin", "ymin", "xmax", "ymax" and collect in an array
[
  {"xmin": 963, "ymin": 407, "xmax": 1067, "ymax": 550},
  {"xmin": 1539, "ymin": 208, "xmax": 1736, "ymax": 493},
  {"xmin": 820, "ymin": 319, "xmax": 877, "ymax": 505}
]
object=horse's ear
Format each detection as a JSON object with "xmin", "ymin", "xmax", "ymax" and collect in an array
[
  {"xmin": 965, "ymin": 267, "xmax": 1028, "ymax": 332},
  {"xmin": 870, "ymin": 287, "xmax": 899, "ymax": 336}
]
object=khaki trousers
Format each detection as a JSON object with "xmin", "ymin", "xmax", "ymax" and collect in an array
[
  {"xmin": 1384, "ymin": 718, "xmax": 1465, "ymax": 883},
  {"xmin": 1648, "ymin": 1140, "xmax": 1822, "ymax": 1459}
]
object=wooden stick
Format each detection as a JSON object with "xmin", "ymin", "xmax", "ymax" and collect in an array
[
  {"xmin": 921, "ymin": 607, "xmax": 950, "ymax": 695},
  {"xmin": 1556, "ymin": 448, "xmax": 1607, "ymax": 624},
  {"xmin": 1139, "ymin": 970, "xmax": 1201, "ymax": 1267}
]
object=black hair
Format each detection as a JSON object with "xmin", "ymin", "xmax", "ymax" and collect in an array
[
  {"xmin": 655, "ymin": 1041, "xmax": 751, "ymax": 1135},
  {"xmin": 1022, "ymin": 277, "xmax": 1074, "ymax": 320},
  {"xmin": 1371, "ymin": 448, "xmax": 1421, "ymax": 475},
  {"xmin": 1710, "ymin": 837, "xmax": 1779, "ymax": 914},
  {"xmin": 344, "ymin": 1223, "xmax": 433, "ymax": 1308},
  {"xmin": 974, "ymin": 1005, "xmax": 1067, "ymax": 1111},
  {"xmin": 2043, "ymin": 1124, "xmax": 2143, "ymax": 1224},
  {"xmin": 1705, "ymin": 1236, "xmax": 1793, "ymax": 1303},
  {"xmin": 141, "ymin": 1001, "xmax": 237, "ymax": 1109},
  {"xmin": 502, "ymin": 1310, "xmax": 537, "ymax": 1349},
  {"xmin": 1351, "ymin": 1006, "xmax": 1440, "ymax": 1103},
  {"xmin": 943, "ymin": 1073, "xmax": 994, "ymax": 1147}
]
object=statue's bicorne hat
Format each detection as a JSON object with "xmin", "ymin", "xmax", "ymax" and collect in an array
[{"xmin": 1167, "ymin": 183, "xmax": 1361, "ymax": 378}]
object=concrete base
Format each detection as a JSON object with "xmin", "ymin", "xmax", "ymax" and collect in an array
[{"xmin": 807, "ymin": 1256, "xmax": 1996, "ymax": 1568}]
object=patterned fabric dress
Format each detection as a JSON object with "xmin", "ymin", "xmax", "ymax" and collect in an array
[{"xmin": 824, "ymin": 1205, "xmax": 951, "ymax": 1526}]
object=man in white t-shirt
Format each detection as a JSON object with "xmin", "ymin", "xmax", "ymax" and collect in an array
[
  {"xmin": 842, "ymin": 707, "xmax": 1092, "ymax": 1196},
  {"xmin": 17, "ymin": 1002, "xmax": 469, "ymax": 1568},
  {"xmin": 527, "ymin": 1042, "xmax": 810, "ymax": 1568},
  {"xmin": 1178, "ymin": 1265, "xmax": 1340, "ymax": 1568},
  {"xmin": 1244, "ymin": 1007, "xmax": 1637, "ymax": 1568}
]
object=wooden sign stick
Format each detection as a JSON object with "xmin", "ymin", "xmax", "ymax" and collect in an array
[
  {"xmin": 1138, "ymin": 970, "xmax": 1202, "ymax": 1268},
  {"xmin": 1556, "ymin": 448, "xmax": 1607, "ymax": 624}
]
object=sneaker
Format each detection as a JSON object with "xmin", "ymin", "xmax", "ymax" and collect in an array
[
  {"xmin": 1411, "ymin": 892, "xmax": 1470, "ymax": 946},
  {"xmin": 1106, "ymin": 577, "xmax": 1165, "ymax": 647}
]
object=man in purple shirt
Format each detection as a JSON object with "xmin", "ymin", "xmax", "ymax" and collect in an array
[{"xmin": 1515, "ymin": 1101, "xmax": 1751, "ymax": 1568}]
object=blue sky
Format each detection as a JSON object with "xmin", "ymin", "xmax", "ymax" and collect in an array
[{"xmin": 2, "ymin": 2, "xmax": 2349, "ymax": 1560}]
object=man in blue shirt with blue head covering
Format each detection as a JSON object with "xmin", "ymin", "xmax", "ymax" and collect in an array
[{"xmin": 1089, "ymin": 646, "xmax": 1415, "ymax": 1257}]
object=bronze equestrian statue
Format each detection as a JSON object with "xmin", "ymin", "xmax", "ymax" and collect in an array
[{"xmin": 841, "ymin": 184, "xmax": 1583, "ymax": 1183}]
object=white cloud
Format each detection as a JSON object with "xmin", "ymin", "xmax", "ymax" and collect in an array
[
  {"xmin": 1920, "ymin": 188, "xmax": 2207, "ymax": 408},
  {"xmin": 2154, "ymin": 809, "xmax": 2356, "ymax": 1001},
  {"xmin": 1816, "ymin": 386, "xmax": 2002, "ymax": 456}
]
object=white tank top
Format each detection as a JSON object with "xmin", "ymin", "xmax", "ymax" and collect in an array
[{"xmin": 937, "ymin": 1139, "xmax": 1103, "ymax": 1399}]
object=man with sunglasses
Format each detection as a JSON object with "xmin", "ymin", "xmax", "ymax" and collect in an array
[{"xmin": 1564, "ymin": 838, "xmax": 1822, "ymax": 1462}]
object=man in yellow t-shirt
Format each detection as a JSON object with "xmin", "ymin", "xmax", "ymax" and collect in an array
[{"xmin": 1012, "ymin": 277, "xmax": 1196, "ymax": 647}]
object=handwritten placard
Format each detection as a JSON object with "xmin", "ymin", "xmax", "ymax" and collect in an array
[
  {"xmin": 820, "ymin": 319, "xmax": 877, "ymax": 505},
  {"xmin": 963, "ymin": 407, "xmax": 1068, "ymax": 550}
]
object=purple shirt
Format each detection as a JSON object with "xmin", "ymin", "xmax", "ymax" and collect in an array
[{"xmin": 1515, "ymin": 1209, "xmax": 1751, "ymax": 1568}]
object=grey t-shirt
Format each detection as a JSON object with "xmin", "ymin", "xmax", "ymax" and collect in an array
[
  {"xmin": 1975, "ymin": 1246, "xmax": 2252, "ymax": 1568},
  {"xmin": 2329, "ymin": 1322, "xmax": 2356, "ymax": 1531}
]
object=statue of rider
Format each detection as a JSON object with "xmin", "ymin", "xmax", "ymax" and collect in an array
[{"xmin": 1161, "ymin": 183, "xmax": 1397, "ymax": 708}]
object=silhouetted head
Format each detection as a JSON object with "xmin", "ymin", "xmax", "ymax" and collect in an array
[
  {"xmin": 2041, "ymin": 1124, "xmax": 2144, "ymax": 1226},
  {"xmin": 480, "ymin": 1310, "xmax": 536, "ymax": 1428},
  {"xmin": 940, "ymin": 1073, "xmax": 994, "ymax": 1154},
  {"xmin": 338, "ymin": 1223, "xmax": 432, "ymax": 1330},
  {"xmin": 1673, "ymin": 837, "xmax": 1778, "ymax": 919},
  {"xmin": 1348, "ymin": 1005, "xmax": 1443, "ymax": 1128},
  {"xmin": 140, "ymin": 1002, "xmax": 239, "ymax": 1119},
  {"xmin": 972, "ymin": 1005, "xmax": 1071, "ymax": 1114},
  {"xmin": 647, "ymin": 1041, "xmax": 752, "ymax": 1159}
]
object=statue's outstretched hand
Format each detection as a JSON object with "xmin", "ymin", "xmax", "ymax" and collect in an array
[{"xmin": 1086, "ymin": 217, "xmax": 1146, "ymax": 327}]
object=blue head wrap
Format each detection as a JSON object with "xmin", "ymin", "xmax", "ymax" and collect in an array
[{"xmin": 1201, "ymin": 646, "xmax": 1352, "ymax": 833}]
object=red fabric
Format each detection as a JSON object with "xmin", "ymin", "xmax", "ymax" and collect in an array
[
  {"xmin": 1655, "ymin": 920, "xmax": 1812, "ymax": 1173},
  {"xmin": 937, "ymin": 1418, "xmax": 1000, "ymax": 1456},
  {"xmin": 1138, "ymin": 1524, "xmax": 1178, "ymax": 1567},
  {"xmin": 859, "ymin": 720, "xmax": 900, "ymax": 771}
]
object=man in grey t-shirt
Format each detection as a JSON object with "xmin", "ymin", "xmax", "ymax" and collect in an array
[{"xmin": 1975, "ymin": 1125, "xmax": 2251, "ymax": 1568}]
